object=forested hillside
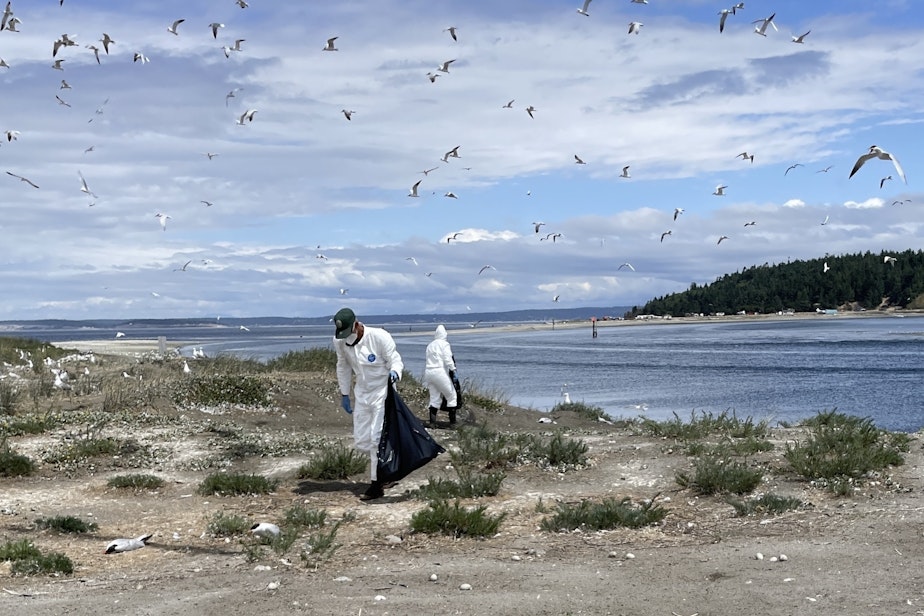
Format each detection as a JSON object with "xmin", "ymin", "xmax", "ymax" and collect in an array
[{"xmin": 627, "ymin": 250, "xmax": 924, "ymax": 318}]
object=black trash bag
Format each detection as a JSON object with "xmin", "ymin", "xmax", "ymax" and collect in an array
[
  {"xmin": 378, "ymin": 386, "xmax": 446, "ymax": 483},
  {"xmin": 439, "ymin": 370, "xmax": 463, "ymax": 411}
]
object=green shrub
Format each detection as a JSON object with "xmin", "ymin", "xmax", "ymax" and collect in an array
[
  {"xmin": 206, "ymin": 511, "xmax": 251, "ymax": 537},
  {"xmin": 725, "ymin": 493, "xmax": 805, "ymax": 517},
  {"xmin": 198, "ymin": 472, "xmax": 278, "ymax": 496},
  {"xmin": 460, "ymin": 378, "xmax": 509, "ymax": 412},
  {"xmin": 284, "ymin": 504, "xmax": 328, "ymax": 529},
  {"xmin": 47, "ymin": 437, "xmax": 141, "ymax": 463},
  {"xmin": 640, "ymin": 410, "xmax": 770, "ymax": 441},
  {"xmin": 179, "ymin": 374, "xmax": 269, "ymax": 406},
  {"xmin": 676, "ymin": 457, "xmax": 763, "ymax": 495},
  {"xmin": 107, "ymin": 473, "xmax": 166, "ymax": 490},
  {"xmin": 296, "ymin": 443, "xmax": 368, "ymax": 480},
  {"xmin": 410, "ymin": 499, "xmax": 506, "ymax": 538},
  {"xmin": 0, "ymin": 380, "xmax": 19, "ymax": 415},
  {"xmin": 0, "ymin": 438, "xmax": 35, "ymax": 477},
  {"xmin": 455, "ymin": 423, "xmax": 518, "ymax": 469},
  {"xmin": 35, "ymin": 515, "xmax": 98, "ymax": 534},
  {"xmin": 543, "ymin": 432, "xmax": 589, "ymax": 468},
  {"xmin": 1, "ymin": 413, "xmax": 56, "ymax": 436},
  {"xmin": 300, "ymin": 522, "xmax": 342, "ymax": 566},
  {"xmin": 784, "ymin": 411, "xmax": 909, "ymax": 493},
  {"xmin": 540, "ymin": 496, "xmax": 668, "ymax": 532},
  {"xmin": 551, "ymin": 400, "xmax": 606, "ymax": 421},
  {"xmin": 685, "ymin": 436, "xmax": 775, "ymax": 457},
  {"xmin": 414, "ymin": 469, "xmax": 506, "ymax": 501},
  {"xmin": 265, "ymin": 347, "xmax": 337, "ymax": 372},
  {"xmin": 0, "ymin": 539, "xmax": 73, "ymax": 576}
]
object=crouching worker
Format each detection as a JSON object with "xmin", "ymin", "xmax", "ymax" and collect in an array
[
  {"xmin": 423, "ymin": 324, "xmax": 459, "ymax": 426},
  {"xmin": 333, "ymin": 307, "xmax": 403, "ymax": 501}
]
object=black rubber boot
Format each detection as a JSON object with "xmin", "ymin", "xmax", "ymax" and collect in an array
[
  {"xmin": 428, "ymin": 406, "xmax": 439, "ymax": 426},
  {"xmin": 360, "ymin": 480, "xmax": 384, "ymax": 501},
  {"xmin": 448, "ymin": 406, "xmax": 457, "ymax": 425}
]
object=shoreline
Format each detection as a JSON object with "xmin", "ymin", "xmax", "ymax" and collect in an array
[{"xmin": 48, "ymin": 309, "xmax": 923, "ymax": 356}]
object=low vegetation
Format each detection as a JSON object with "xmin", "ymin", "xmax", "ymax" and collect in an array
[
  {"xmin": 640, "ymin": 410, "xmax": 770, "ymax": 441},
  {"xmin": 296, "ymin": 442, "xmax": 368, "ymax": 480},
  {"xmin": 107, "ymin": 473, "xmax": 166, "ymax": 490},
  {"xmin": 35, "ymin": 515, "xmax": 98, "ymax": 534},
  {"xmin": 410, "ymin": 499, "xmax": 506, "ymax": 538},
  {"xmin": 198, "ymin": 472, "xmax": 279, "ymax": 496},
  {"xmin": 206, "ymin": 511, "xmax": 251, "ymax": 537},
  {"xmin": 177, "ymin": 373, "xmax": 270, "ymax": 407},
  {"xmin": 0, "ymin": 438, "xmax": 35, "ymax": 477},
  {"xmin": 0, "ymin": 539, "xmax": 74, "ymax": 576},
  {"xmin": 265, "ymin": 347, "xmax": 337, "ymax": 372},
  {"xmin": 540, "ymin": 496, "xmax": 667, "ymax": 532},
  {"xmin": 725, "ymin": 493, "xmax": 806, "ymax": 517},
  {"xmin": 676, "ymin": 457, "xmax": 764, "ymax": 495},
  {"xmin": 453, "ymin": 423, "xmax": 588, "ymax": 472},
  {"xmin": 551, "ymin": 400, "xmax": 607, "ymax": 422},
  {"xmin": 784, "ymin": 410, "xmax": 910, "ymax": 494}
]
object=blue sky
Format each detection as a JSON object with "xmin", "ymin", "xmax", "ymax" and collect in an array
[{"xmin": 0, "ymin": 0, "xmax": 921, "ymax": 320}]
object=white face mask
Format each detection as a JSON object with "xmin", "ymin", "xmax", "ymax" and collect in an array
[{"xmin": 344, "ymin": 331, "xmax": 359, "ymax": 346}]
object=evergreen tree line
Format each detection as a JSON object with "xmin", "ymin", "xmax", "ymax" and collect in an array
[{"xmin": 627, "ymin": 250, "xmax": 924, "ymax": 318}]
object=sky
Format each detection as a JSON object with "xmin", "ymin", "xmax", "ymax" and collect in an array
[{"xmin": 0, "ymin": 0, "xmax": 921, "ymax": 321}]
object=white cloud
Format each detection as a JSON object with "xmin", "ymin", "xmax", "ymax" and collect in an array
[{"xmin": 844, "ymin": 198, "xmax": 885, "ymax": 209}]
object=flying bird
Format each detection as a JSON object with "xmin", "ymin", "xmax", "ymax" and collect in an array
[
  {"xmin": 792, "ymin": 30, "xmax": 811, "ymax": 44},
  {"xmin": 105, "ymin": 534, "xmax": 152, "ymax": 554},
  {"xmin": 204, "ymin": 152, "xmax": 219, "ymax": 160},
  {"xmin": 323, "ymin": 36, "xmax": 338, "ymax": 51},
  {"xmin": 717, "ymin": 235, "xmax": 729, "ymax": 245},
  {"xmin": 339, "ymin": 288, "xmax": 348, "ymax": 295},
  {"xmin": 405, "ymin": 257, "xmax": 418, "ymax": 266},
  {"xmin": 209, "ymin": 22, "xmax": 225, "ymax": 38},
  {"xmin": 880, "ymin": 175, "xmax": 892, "ymax": 189},
  {"xmin": 628, "ymin": 21, "xmax": 643, "ymax": 35},
  {"xmin": 100, "ymin": 33, "xmax": 115, "ymax": 54},
  {"xmin": 753, "ymin": 13, "xmax": 777, "ymax": 36},
  {"xmin": 426, "ymin": 72, "xmax": 440, "ymax": 83},
  {"xmin": 341, "ymin": 109, "xmax": 354, "ymax": 121},
  {"xmin": 574, "ymin": 154, "xmax": 586, "ymax": 165},
  {"xmin": 731, "ymin": 2, "xmax": 745, "ymax": 13},
  {"xmin": 823, "ymin": 262, "xmax": 830, "ymax": 273},
  {"xmin": 503, "ymin": 99, "xmax": 514, "ymax": 108},
  {"xmin": 60, "ymin": 79, "xmax": 71, "ymax": 90},
  {"xmin": 736, "ymin": 151, "xmax": 754, "ymax": 163},
  {"xmin": 174, "ymin": 260, "xmax": 192, "ymax": 272},
  {"xmin": 444, "ymin": 191, "xmax": 458, "ymax": 199},
  {"xmin": 660, "ymin": 230, "xmax": 672, "ymax": 242},
  {"xmin": 713, "ymin": 184, "xmax": 727, "ymax": 196},
  {"xmin": 78, "ymin": 171, "xmax": 97, "ymax": 198},
  {"xmin": 236, "ymin": 0, "xmax": 249, "ymax": 6},
  {"xmin": 525, "ymin": 105, "xmax": 536, "ymax": 118},
  {"xmin": 883, "ymin": 255, "xmax": 897, "ymax": 266},
  {"xmin": 618, "ymin": 262, "xmax": 635, "ymax": 272},
  {"xmin": 441, "ymin": 145, "xmax": 461, "ymax": 162},
  {"xmin": 820, "ymin": 215, "xmax": 829, "ymax": 225},
  {"xmin": 619, "ymin": 165, "xmax": 631, "ymax": 178},
  {"xmin": 200, "ymin": 200, "xmax": 213, "ymax": 207},
  {"xmin": 239, "ymin": 325, "xmax": 250, "ymax": 332},
  {"xmin": 673, "ymin": 207, "xmax": 684, "ymax": 221},
  {"xmin": 817, "ymin": 165, "xmax": 833, "ymax": 173},
  {"xmin": 167, "ymin": 18, "xmax": 185, "ymax": 35},
  {"xmin": 420, "ymin": 167, "xmax": 438, "ymax": 176},
  {"xmin": 744, "ymin": 221, "xmax": 756, "ymax": 227},
  {"xmin": 408, "ymin": 180, "xmax": 422, "ymax": 197},
  {"xmin": 6, "ymin": 171, "xmax": 39, "ymax": 189},
  {"xmin": 55, "ymin": 94, "xmax": 71, "ymax": 107},
  {"xmin": 444, "ymin": 26, "xmax": 458, "ymax": 41},
  {"xmin": 155, "ymin": 213, "xmax": 171, "ymax": 231},
  {"xmin": 533, "ymin": 221, "xmax": 546, "ymax": 233},
  {"xmin": 576, "ymin": 0, "xmax": 592, "ymax": 16},
  {"xmin": 478, "ymin": 265, "xmax": 496, "ymax": 275},
  {"xmin": 553, "ymin": 295, "xmax": 560, "ymax": 302},
  {"xmin": 447, "ymin": 232, "xmax": 462, "ymax": 243},
  {"xmin": 133, "ymin": 52, "xmax": 149, "ymax": 64},
  {"xmin": 5, "ymin": 130, "xmax": 19, "ymax": 141},
  {"xmin": 718, "ymin": 9, "xmax": 731, "ymax": 33},
  {"xmin": 237, "ymin": 109, "xmax": 257, "ymax": 124},
  {"xmin": 52, "ymin": 59, "xmax": 66, "ymax": 71},
  {"xmin": 437, "ymin": 59, "xmax": 456, "ymax": 73},
  {"xmin": 225, "ymin": 88, "xmax": 243, "ymax": 106},
  {"xmin": 849, "ymin": 145, "xmax": 906, "ymax": 184},
  {"xmin": 86, "ymin": 44, "xmax": 101, "ymax": 64},
  {"xmin": 785, "ymin": 163, "xmax": 803, "ymax": 175}
]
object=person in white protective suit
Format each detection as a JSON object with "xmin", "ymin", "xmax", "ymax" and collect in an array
[
  {"xmin": 423, "ymin": 324, "xmax": 459, "ymax": 426},
  {"xmin": 333, "ymin": 307, "xmax": 404, "ymax": 501}
]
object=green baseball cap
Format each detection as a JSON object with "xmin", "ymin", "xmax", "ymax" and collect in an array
[{"xmin": 333, "ymin": 307, "xmax": 356, "ymax": 339}]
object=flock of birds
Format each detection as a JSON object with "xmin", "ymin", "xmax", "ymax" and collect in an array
[{"xmin": 0, "ymin": 0, "xmax": 914, "ymax": 312}]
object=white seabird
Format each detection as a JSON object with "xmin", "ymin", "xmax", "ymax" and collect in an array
[
  {"xmin": 713, "ymin": 185, "xmax": 727, "ymax": 196},
  {"xmin": 167, "ymin": 18, "xmax": 185, "ymax": 35},
  {"xmin": 105, "ymin": 534, "xmax": 152, "ymax": 554},
  {"xmin": 323, "ymin": 36, "xmax": 338, "ymax": 51},
  {"xmin": 576, "ymin": 0, "xmax": 592, "ymax": 17},
  {"xmin": 849, "ymin": 145, "xmax": 906, "ymax": 184},
  {"xmin": 408, "ymin": 180, "xmax": 421, "ymax": 197},
  {"xmin": 251, "ymin": 523, "xmax": 280, "ymax": 539},
  {"xmin": 752, "ymin": 13, "xmax": 777, "ymax": 36}
]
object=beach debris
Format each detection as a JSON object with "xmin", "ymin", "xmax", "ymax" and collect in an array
[
  {"xmin": 755, "ymin": 552, "xmax": 764, "ymax": 560},
  {"xmin": 333, "ymin": 576, "xmax": 352, "ymax": 583},
  {"xmin": 429, "ymin": 573, "xmax": 438, "ymax": 582},
  {"xmin": 375, "ymin": 594, "xmax": 387, "ymax": 601},
  {"xmin": 459, "ymin": 583, "xmax": 473, "ymax": 591}
]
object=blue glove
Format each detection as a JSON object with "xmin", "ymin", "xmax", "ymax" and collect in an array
[
  {"xmin": 340, "ymin": 395, "xmax": 352, "ymax": 415},
  {"xmin": 389, "ymin": 370, "xmax": 399, "ymax": 384}
]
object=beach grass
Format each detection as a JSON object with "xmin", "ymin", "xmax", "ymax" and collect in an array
[
  {"xmin": 265, "ymin": 347, "xmax": 337, "ymax": 372},
  {"xmin": 640, "ymin": 410, "xmax": 770, "ymax": 441},
  {"xmin": 35, "ymin": 515, "xmax": 98, "ymax": 534},
  {"xmin": 206, "ymin": 511, "xmax": 251, "ymax": 537},
  {"xmin": 296, "ymin": 442, "xmax": 368, "ymax": 480},
  {"xmin": 0, "ymin": 539, "xmax": 74, "ymax": 576},
  {"xmin": 410, "ymin": 499, "xmax": 506, "ymax": 538},
  {"xmin": 107, "ymin": 473, "xmax": 166, "ymax": 490},
  {"xmin": 198, "ymin": 472, "xmax": 278, "ymax": 496},
  {"xmin": 540, "ymin": 496, "xmax": 667, "ymax": 532},
  {"xmin": 0, "ymin": 438, "xmax": 36, "ymax": 477},
  {"xmin": 676, "ymin": 457, "xmax": 764, "ymax": 495},
  {"xmin": 725, "ymin": 493, "xmax": 805, "ymax": 517}
]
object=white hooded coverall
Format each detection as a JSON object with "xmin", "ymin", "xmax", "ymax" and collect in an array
[
  {"xmin": 423, "ymin": 325, "xmax": 457, "ymax": 409},
  {"xmin": 334, "ymin": 326, "xmax": 404, "ymax": 481}
]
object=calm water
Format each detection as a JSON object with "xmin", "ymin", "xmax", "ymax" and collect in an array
[{"xmin": 29, "ymin": 315, "xmax": 924, "ymax": 432}]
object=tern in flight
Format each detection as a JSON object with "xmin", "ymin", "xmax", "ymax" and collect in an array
[
  {"xmin": 849, "ymin": 145, "xmax": 906, "ymax": 184},
  {"xmin": 576, "ymin": 0, "xmax": 592, "ymax": 17}
]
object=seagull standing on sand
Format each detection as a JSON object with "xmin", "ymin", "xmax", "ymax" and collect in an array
[
  {"xmin": 849, "ymin": 145, "xmax": 906, "ymax": 184},
  {"xmin": 576, "ymin": 0, "xmax": 592, "ymax": 16},
  {"xmin": 105, "ymin": 534, "xmax": 152, "ymax": 554}
]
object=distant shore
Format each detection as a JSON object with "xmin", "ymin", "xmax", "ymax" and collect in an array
[{"xmin": 48, "ymin": 309, "xmax": 922, "ymax": 357}]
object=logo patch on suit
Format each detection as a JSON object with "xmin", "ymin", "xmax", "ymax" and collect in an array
[{"xmin": 367, "ymin": 353, "xmax": 376, "ymax": 363}]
